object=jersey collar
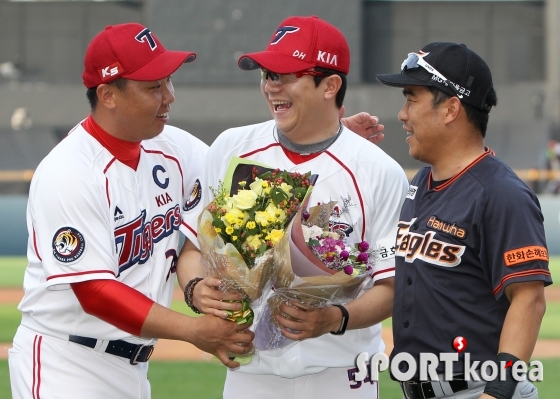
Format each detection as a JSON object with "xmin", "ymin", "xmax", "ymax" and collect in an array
[
  {"xmin": 428, "ymin": 147, "xmax": 495, "ymax": 191},
  {"xmin": 82, "ymin": 115, "xmax": 141, "ymax": 170}
]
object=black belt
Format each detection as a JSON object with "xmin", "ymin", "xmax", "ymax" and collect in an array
[
  {"xmin": 69, "ymin": 335, "xmax": 154, "ymax": 365},
  {"xmin": 400, "ymin": 375, "xmax": 468, "ymax": 399}
]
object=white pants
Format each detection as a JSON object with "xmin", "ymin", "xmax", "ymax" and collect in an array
[
  {"xmin": 401, "ymin": 379, "xmax": 538, "ymax": 399},
  {"xmin": 224, "ymin": 366, "xmax": 378, "ymax": 399},
  {"xmin": 9, "ymin": 325, "xmax": 151, "ymax": 399}
]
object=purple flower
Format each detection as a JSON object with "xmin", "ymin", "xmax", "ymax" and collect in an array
[
  {"xmin": 340, "ymin": 250, "xmax": 349, "ymax": 260},
  {"xmin": 343, "ymin": 265, "xmax": 354, "ymax": 275},
  {"xmin": 366, "ymin": 265, "xmax": 372, "ymax": 272},
  {"xmin": 357, "ymin": 241, "xmax": 369, "ymax": 252},
  {"xmin": 357, "ymin": 252, "xmax": 369, "ymax": 263},
  {"xmin": 336, "ymin": 240, "xmax": 345, "ymax": 248},
  {"xmin": 326, "ymin": 255, "xmax": 335, "ymax": 262},
  {"xmin": 302, "ymin": 210, "xmax": 310, "ymax": 220}
]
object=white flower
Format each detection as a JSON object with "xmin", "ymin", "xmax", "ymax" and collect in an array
[{"xmin": 302, "ymin": 225, "xmax": 323, "ymax": 242}]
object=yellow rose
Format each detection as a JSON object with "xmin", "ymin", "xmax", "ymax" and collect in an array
[
  {"xmin": 249, "ymin": 178, "xmax": 264, "ymax": 196},
  {"xmin": 280, "ymin": 182, "xmax": 293, "ymax": 197},
  {"xmin": 232, "ymin": 236, "xmax": 238, "ymax": 241},
  {"xmin": 214, "ymin": 227, "xmax": 222, "ymax": 233},
  {"xmin": 232, "ymin": 189, "xmax": 258, "ymax": 210},
  {"xmin": 265, "ymin": 229, "xmax": 284, "ymax": 245},
  {"xmin": 225, "ymin": 226, "xmax": 234, "ymax": 235},
  {"xmin": 255, "ymin": 211, "xmax": 269, "ymax": 226},
  {"xmin": 245, "ymin": 235, "xmax": 262, "ymax": 250}
]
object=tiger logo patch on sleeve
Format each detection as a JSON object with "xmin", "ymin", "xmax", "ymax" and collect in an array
[
  {"xmin": 52, "ymin": 227, "xmax": 86, "ymax": 263},
  {"xmin": 184, "ymin": 179, "xmax": 202, "ymax": 211}
]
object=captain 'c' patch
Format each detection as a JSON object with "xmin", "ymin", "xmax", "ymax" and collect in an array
[
  {"xmin": 52, "ymin": 227, "xmax": 86, "ymax": 263},
  {"xmin": 184, "ymin": 179, "xmax": 202, "ymax": 211},
  {"xmin": 504, "ymin": 246, "xmax": 548, "ymax": 267}
]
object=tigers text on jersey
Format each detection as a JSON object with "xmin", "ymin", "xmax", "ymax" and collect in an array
[
  {"xmin": 204, "ymin": 120, "xmax": 409, "ymax": 378},
  {"xmin": 19, "ymin": 123, "xmax": 207, "ymax": 344},
  {"xmin": 391, "ymin": 150, "xmax": 552, "ymax": 378}
]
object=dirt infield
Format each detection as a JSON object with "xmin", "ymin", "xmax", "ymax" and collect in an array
[{"xmin": 2, "ymin": 287, "xmax": 560, "ymax": 361}]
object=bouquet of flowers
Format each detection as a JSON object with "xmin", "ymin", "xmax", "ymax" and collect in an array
[
  {"xmin": 253, "ymin": 200, "xmax": 377, "ymax": 353},
  {"xmin": 197, "ymin": 157, "xmax": 315, "ymax": 360}
]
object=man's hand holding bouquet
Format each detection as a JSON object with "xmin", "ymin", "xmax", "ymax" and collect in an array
[
  {"xmin": 196, "ymin": 157, "xmax": 315, "ymax": 363},
  {"xmin": 253, "ymin": 200, "xmax": 378, "ymax": 353}
]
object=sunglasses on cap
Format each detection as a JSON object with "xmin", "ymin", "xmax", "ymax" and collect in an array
[
  {"xmin": 260, "ymin": 69, "xmax": 325, "ymax": 86},
  {"xmin": 401, "ymin": 52, "xmax": 464, "ymax": 99}
]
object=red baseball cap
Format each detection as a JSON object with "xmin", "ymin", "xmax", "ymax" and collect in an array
[
  {"xmin": 238, "ymin": 16, "xmax": 350, "ymax": 75},
  {"xmin": 82, "ymin": 23, "xmax": 196, "ymax": 88}
]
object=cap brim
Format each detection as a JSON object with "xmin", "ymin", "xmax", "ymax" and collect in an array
[
  {"xmin": 238, "ymin": 51, "xmax": 315, "ymax": 74},
  {"xmin": 124, "ymin": 50, "xmax": 196, "ymax": 81},
  {"xmin": 376, "ymin": 72, "xmax": 432, "ymax": 88}
]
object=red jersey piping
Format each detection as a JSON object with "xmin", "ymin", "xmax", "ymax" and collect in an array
[
  {"xmin": 429, "ymin": 147, "xmax": 493, "ymax": 191},
  {"xmin": 46, "ymin": 269, "xmax": 116, "ymax": 281},
  {"xmin": 493, "ymin": 269, "xmax": 551, "ymax": 296}
]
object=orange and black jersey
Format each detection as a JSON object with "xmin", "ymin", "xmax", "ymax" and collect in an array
[{"xmin": 391, "ymin": 149, "xmax": 552, "ymax": 379}]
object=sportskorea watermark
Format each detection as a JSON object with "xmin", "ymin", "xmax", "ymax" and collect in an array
[{"xmin": 354, "ymin": 352, "xmax": 544, "ymax": 383}]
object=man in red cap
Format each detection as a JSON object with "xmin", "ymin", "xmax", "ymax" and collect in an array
[
  {"xmin": 186, "ymin": 15, "xmax": 409, "ymax": 399},
  {"xmin": 8, "ymin": 23, "xmax": 254, "ymax": 399}
]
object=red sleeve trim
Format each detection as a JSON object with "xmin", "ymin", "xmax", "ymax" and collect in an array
[
  {"xmin": 182, "ymin": 221, "xmax": 197, "ymax": 237},
  {"xmin": 493, "ymin": 270, "xmax": 551, "ymax": 296},
  {"xmin": 71, "ymin": 279, "xmax": 154, "ymax": 336},
  {"xmin": 46, "ymin": 269, "xmax": 115, "ymax": 281}
]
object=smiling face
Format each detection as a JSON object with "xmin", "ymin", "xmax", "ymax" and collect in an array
[
  {"xmin": 109, "ymin": 77, "xmax": 175, "ymax": 142},
  {"xmin": 260, "ymin": 72, "xmax": 328, "ymax": 143},
  {"xmin": 398, "ymin": 85, "xmax": 449, "ymax": 164}
]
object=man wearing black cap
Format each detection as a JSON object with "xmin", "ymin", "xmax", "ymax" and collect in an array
[
  {"xmin": 188, "ymin": 15, "xmax": 409, "ymax": 399},
  {"xmin": 377, "ymin": 42, "xmax": 551, "ymax": 399}
]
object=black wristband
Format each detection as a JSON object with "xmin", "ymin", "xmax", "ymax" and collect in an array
[
  {"xmin": 483, "ymin": 352, "xmax": 521, "ymax": 399},
  {"xmin": 184, "ymin": 277, "xmax": 204, "ymax": 314},
  {"xmin": 330, "ymin": 304, "xmax": 349, "ymax": 335}
]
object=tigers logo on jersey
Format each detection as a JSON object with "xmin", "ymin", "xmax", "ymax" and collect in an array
[
  {"xmin": 52, "ymin": 227, "xmax": 86, "ymax": 263},
  {"xmin": 184, "ymin": 179, "xmax": 202, "ymax": 211}
]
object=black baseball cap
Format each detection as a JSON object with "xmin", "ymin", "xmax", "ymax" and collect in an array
[{"xmin": 376, "ymin": 42, "xmax": 494, "ymax": 112}]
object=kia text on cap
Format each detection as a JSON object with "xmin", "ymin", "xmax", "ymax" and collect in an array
[
  {"xmin": 238, "ymin": 15, "xmax": 350, "ymax": 75},
  {"xmin": 82, "ymin": 23, "xmax": 196, "ymax": 88}
]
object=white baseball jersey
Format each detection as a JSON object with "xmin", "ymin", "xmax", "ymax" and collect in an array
[
  {"xmin": 18, "ymin": 122, "xmax": 207, "ymax": 344},
  {"xmin": 204, "ymin": 120, "xmax": 409, "ymax": 378}
]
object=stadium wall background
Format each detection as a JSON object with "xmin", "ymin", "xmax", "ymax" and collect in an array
[{"xmin": 1, "ymin": 196, "xmax": 559, "ymax": 257}]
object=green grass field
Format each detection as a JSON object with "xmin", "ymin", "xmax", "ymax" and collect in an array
[{"xmin": 0, "ymin": 257, "xmax": 558, "ymax": 398}]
